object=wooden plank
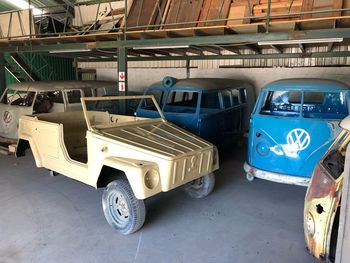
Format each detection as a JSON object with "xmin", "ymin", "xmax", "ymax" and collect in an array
[
  {"xmin": 333, "ymin": 0, "xmax": 344, "ymax": 16},
  {"xmin": 227, "ymin": 4, "xmax": 250, "ymax": 25},
  {"xmin": 198, "ymin": 0, "xmax": 232, "ymax": 27},
  {"xmin": 301, "ymin": 0, "xmax": 314, "ymax": 19},
  {"xmin": 127, "ymin": 0, "xmax": 161, "ymax": 29},
  {"xmin": 164, "ymin": 0, "xmax": 203, "ymax": 29}
]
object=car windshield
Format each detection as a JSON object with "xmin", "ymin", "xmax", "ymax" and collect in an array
[
  {"xmin": 82, "ymin": 95, "xmax": 164, "ymax": 130},
  {"xmin": 0, "ymin": 89, "xmax": 36, "ymax": 107},
  {"xmin": 260, "ymin": 90, "xmax": 348, "ymax": 119}
]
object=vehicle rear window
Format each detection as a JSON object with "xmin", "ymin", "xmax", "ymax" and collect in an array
[
  {"xmin": 260, "ymin": 91, "xmax": 301, "ymax": 117},
  {"xmin": 302, "ymin": 92, "xmax": 348, "ymax": 119}
]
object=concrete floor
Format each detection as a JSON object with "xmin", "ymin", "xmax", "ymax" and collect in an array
[{"xmin": 0, "ymin": 145, "xmax": 317, "ymax": 263}]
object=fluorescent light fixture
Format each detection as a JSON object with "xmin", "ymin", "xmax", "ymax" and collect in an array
[
  {"xmin": 5, "ymin": 0, "xmax": 43, "ymax": 15},
  {"xmin": 49, "ymin": 49, "xmax": 92, "ymax": 54},
  {"xmin": 133, "ymin": 45, "xmax": 190, "ymax": 50},
  {"xmin": 257, "ymin": 38, "xmax": 343, "ymax": 45}
]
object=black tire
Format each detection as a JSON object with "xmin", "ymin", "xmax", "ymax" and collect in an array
[
  {"xmin": 102, "ymin": 178, "xmax": 146, "ymax": 235},
  {"xmin": 183, "ymin": 173, "xmax": 215, "ymax": 198},
  {"xmin": 49, "ymin": 170, "xmax": 59, "ymax": 177}
]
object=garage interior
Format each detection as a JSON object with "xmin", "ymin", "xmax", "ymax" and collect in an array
[{"xmin": 1, "ymin": 0, "xmax": 350, "ymax": 262}]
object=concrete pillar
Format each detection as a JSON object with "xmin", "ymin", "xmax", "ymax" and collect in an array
[{"xmin": 0, "ymin": 53, "xmax": 6, "ymax": 94}]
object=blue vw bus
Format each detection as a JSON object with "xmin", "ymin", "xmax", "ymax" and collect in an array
[
  {"xmin": 136, "ymin": 77, "xmax": 255, "ymax": 146},
  {"xmin": 244, "ymin": 79, "xmax": 350, "ymax": 186}
]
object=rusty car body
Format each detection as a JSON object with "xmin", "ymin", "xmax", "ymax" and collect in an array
[{"xmin": 304, "ymin": 116, "xmax": 350, "ymax": 262}]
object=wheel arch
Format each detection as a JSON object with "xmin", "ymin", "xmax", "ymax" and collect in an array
[{"xmin": 96, "ymin": 165, "xmax": 126, "ymax": 188}]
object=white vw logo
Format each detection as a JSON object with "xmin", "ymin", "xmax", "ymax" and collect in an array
[{"xmin": 286, "ymin": 128, "xmax": 311, "ymax": 151}]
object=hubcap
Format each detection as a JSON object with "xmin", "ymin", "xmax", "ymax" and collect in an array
[{"xmin": 108, "ymin": 190, "xmax": 130, "ymax": 226}]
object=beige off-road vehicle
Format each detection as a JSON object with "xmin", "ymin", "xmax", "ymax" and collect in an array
[{"xmin": 14, "ymin": 95, "xmax": 219, "ymax": 235}]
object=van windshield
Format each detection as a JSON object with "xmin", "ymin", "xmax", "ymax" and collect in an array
[
  {"xmin": 260, "ymin": 90, "xmax": 348, "ymax": 119},
  {"xmin": 260, "ymin": 91, "xmax": 301, "ymax": 117},
  {"xmin": 0, "ymin": 89, "xmax": 36, "ymax": 107}
]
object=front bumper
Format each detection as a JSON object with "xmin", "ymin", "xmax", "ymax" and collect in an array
[{"xmin": 244, "ymin": 162, "xmax": 310, "ymax": 187}]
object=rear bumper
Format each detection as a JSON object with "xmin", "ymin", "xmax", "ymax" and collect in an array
[{"xmin": 244, "ymin": 162, "xmax": 310, "ymax": 187}]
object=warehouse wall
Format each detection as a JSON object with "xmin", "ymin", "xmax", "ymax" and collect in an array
[{"xmin": 95, "ymin": 67, "xmax": 350, "ymax": 94}]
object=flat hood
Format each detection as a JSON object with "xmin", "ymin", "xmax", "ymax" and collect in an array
[{"xmin": 101, "ymin": 120, "xmax": 212, "ymax": 159}]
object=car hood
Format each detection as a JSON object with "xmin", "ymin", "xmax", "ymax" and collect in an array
[{"xmin": 99, "ymin": 120, "xmax": 213, "ymax": 159}]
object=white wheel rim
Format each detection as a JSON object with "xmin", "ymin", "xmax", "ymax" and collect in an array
[{"xmin": 108, "ymin": 190, "xmax": 130, "ymax": 227}]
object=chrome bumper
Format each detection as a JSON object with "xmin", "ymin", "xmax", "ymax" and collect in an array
[{"xmin": 244, "ymin": 162, "xmax": 310, "ymax": 187}]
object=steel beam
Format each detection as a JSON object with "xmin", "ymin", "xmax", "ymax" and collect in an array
[
  {"xmin": 118, "ymin": 47, "xmax": 127, "ymax": 113},
  {"xmin": 271, "ymin": 45, "xmax": 283, "ymax": 53},
  {"xmin": 0, "ymin": 53, "xmax": 6, "ymax": 94},
  {"xmin": 75, "ymin": 51, "xmax": 350, "ymax": 62},
  {"xmin": 5, "ymin": 28, "xmax": 350, "ymax": 53}
]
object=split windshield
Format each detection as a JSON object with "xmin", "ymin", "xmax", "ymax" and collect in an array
[
  {"xmin": 1, "ymin": 90, "xmax": 36, "ymax": 106},
  {"xmin": 260, "ymin": 90, "xmax": 348, "ymax": 119}
]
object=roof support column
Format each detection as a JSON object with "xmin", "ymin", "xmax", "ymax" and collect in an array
[
  {"xmin": 118, "ymin": 47, "xmax": 128, "ymax": 113},
  {"xmin": 118, "ymin": 47, "xmax": 128, "ymax": 94},
  {"xmin": 0, "ymin": 53, "xmax": 6, "ymax": 94}
]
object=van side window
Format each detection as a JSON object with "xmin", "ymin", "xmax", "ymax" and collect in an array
[
  {"xmin": 164, "ymin": 91, "xmax": 198, "ymax": 113},
  {"xmin": 239, "ymin": 88, "xmax": 247, "ymax": 104},
  {"xmin": 33, "ymin": 92, "xmax": 53, "ymax": 113},
  {"xmin": 231, "ymin": 89, "xmax": 240, "ymax": 106},
  {"xmin": 260, "ymin": 91, "xmax": 301, "ymax": 117},
  {"xmin": 66, "ymin": 90, "xmax": 82, "ymax": 104},
  {"xmin": 302, "ymin": 92, "xmax": 348, "ymax": 119},
  {"xmin": 201, "ymin": 92, "xmax": 220, "ymax": 110},
  {"xmin": 47, "ymin": 91, "xmax": 64, "ymax": 103},
  {"xmin": 221, "ymin": 90, "xmax": 232, "ymax": 108}
]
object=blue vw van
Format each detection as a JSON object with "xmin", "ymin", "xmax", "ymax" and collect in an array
[
  {"xmin": 136, "ymin": 77, "xmax": 255, "ymax": 146},
  {"xmin": 244, "ymin": 79, "xmax": 350, "ymax": 186}
]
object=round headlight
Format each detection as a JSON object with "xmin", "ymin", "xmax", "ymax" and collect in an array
[
  {"xmin": 144, "ymin": 169, "xmax": 159, "ymax": 190},
  {"xmin": 256, "ymin": 142, "xmax": 270, "ymax": 156},
  {"xmin": 305, "ymin": 212, "xmax": 315, "ymax": 236}
]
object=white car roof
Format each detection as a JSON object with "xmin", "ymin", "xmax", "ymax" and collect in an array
[{"xmin": 7, "ymin": 80, "xmax": 118, "ymax": 92}]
